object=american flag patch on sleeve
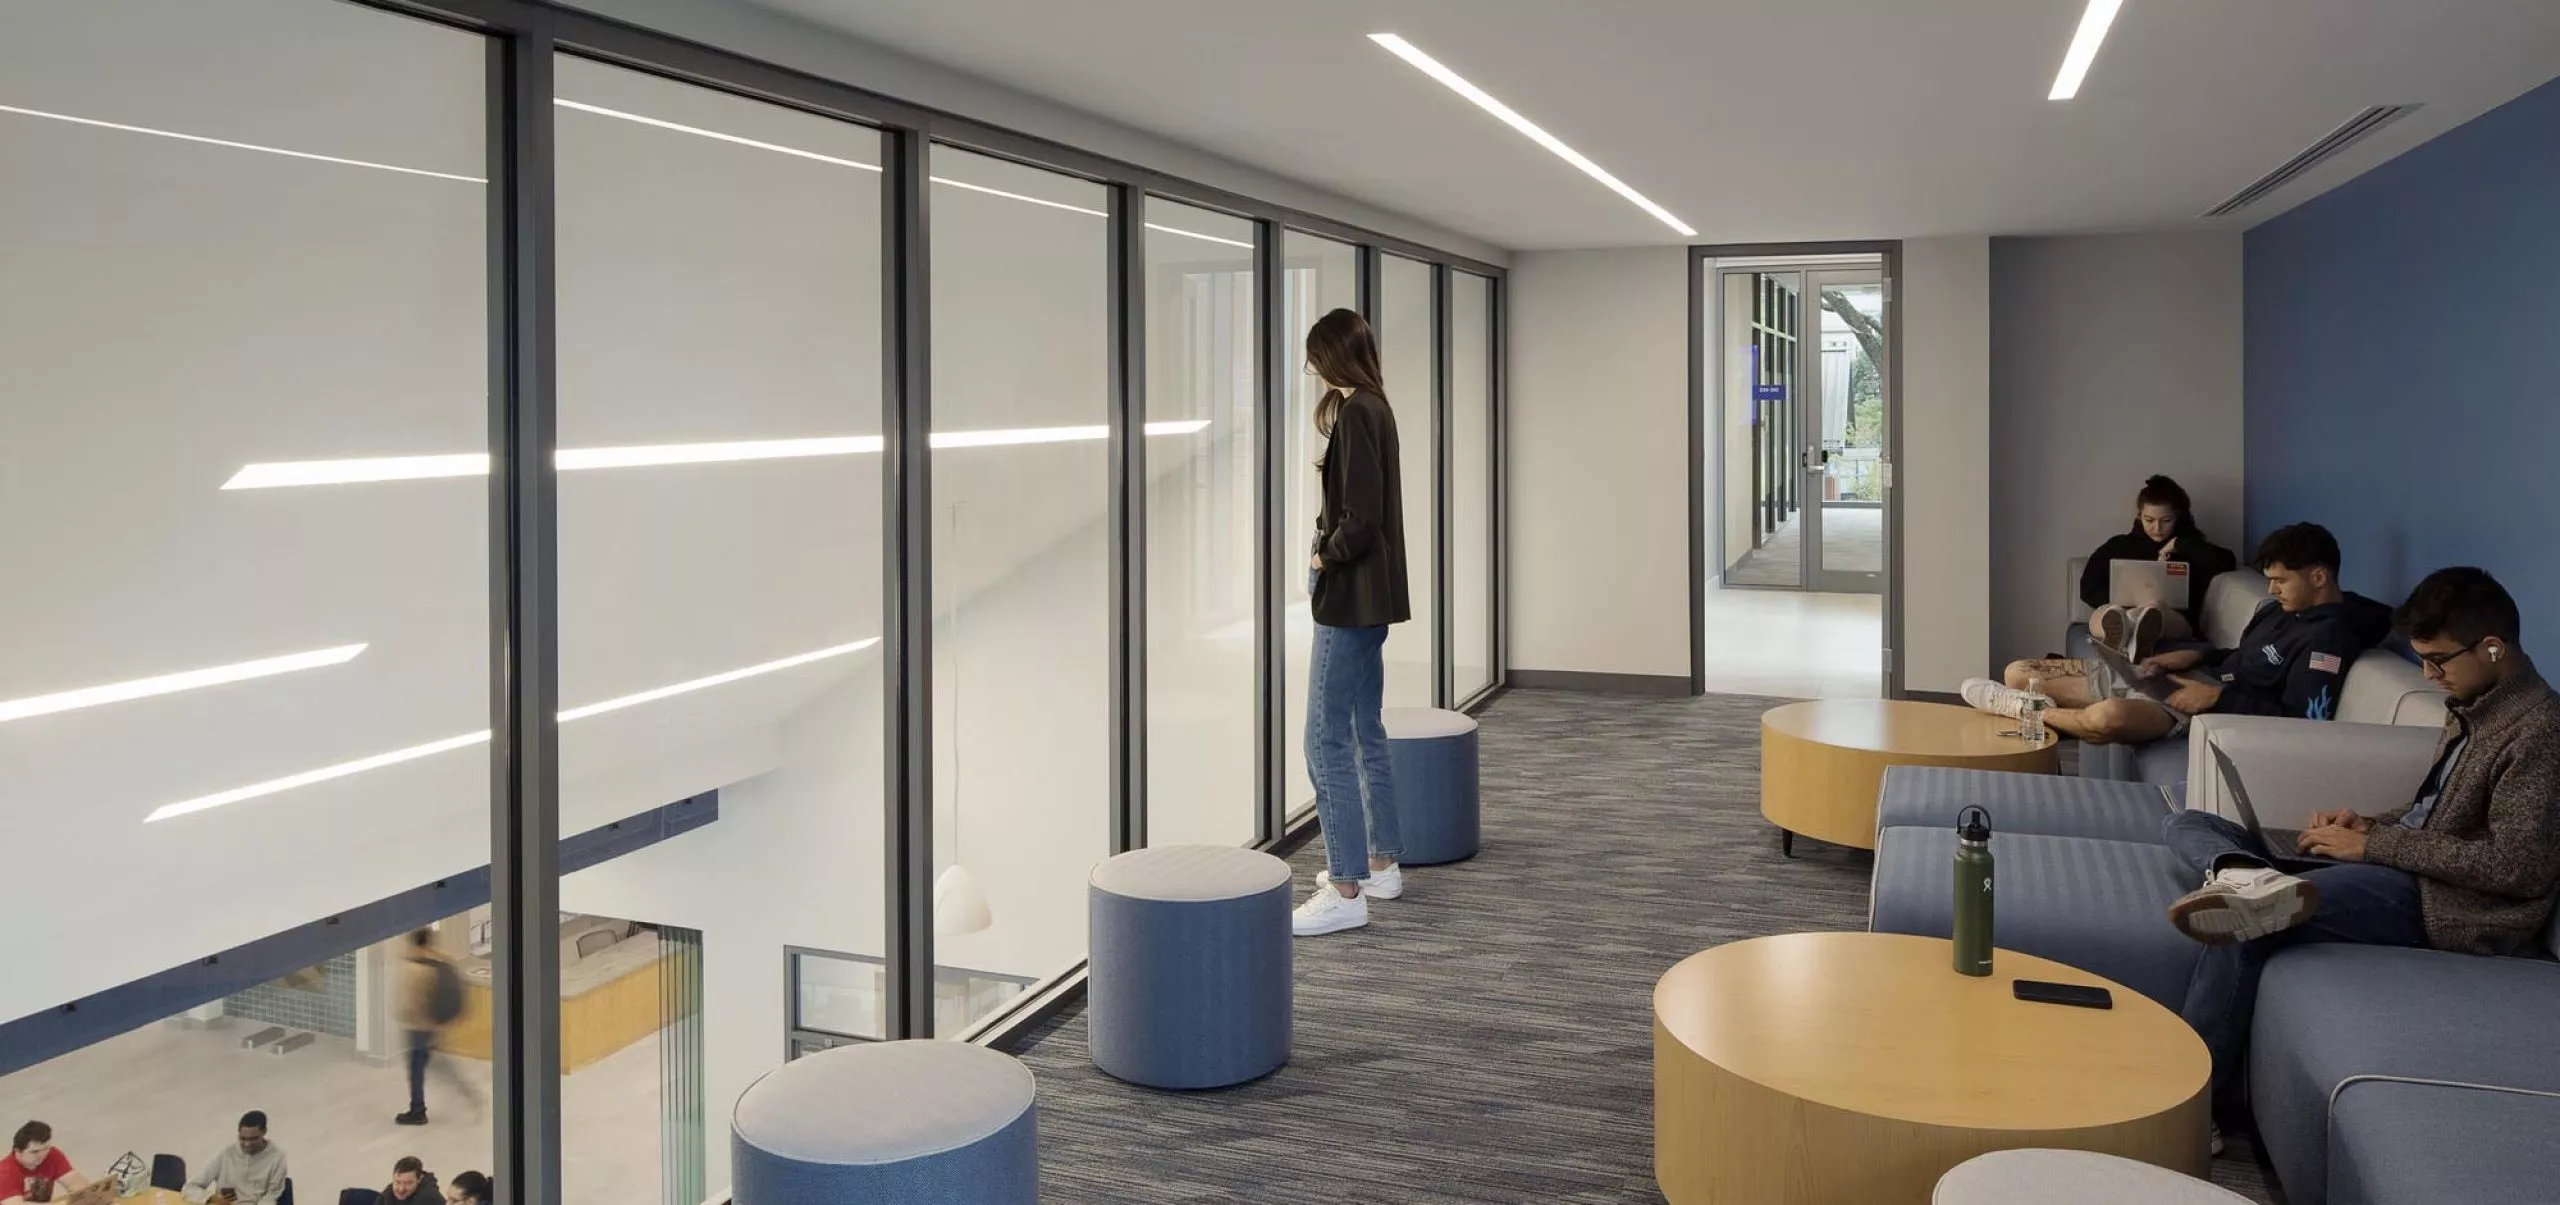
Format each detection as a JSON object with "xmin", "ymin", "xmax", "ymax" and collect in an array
[{"xmin": 2309, "ymin": 652, "xmax": 2343, "ymax": 674}]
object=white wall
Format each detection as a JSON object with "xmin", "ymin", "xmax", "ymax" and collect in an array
[
  {"xmin": 1988, "ymin": 233, "xmax": 2245, "ymax": 668},
  {"xmin": 566, "ymin": 0, "xmax": 1507, "ymax": 269},
  {"xmin": 1899, "ymin": 236, "xmax": 1993, "ymax": 693},
  {"xmin": 1506, "ymin": 247, "xmax": 1693, "ymax": 680}
]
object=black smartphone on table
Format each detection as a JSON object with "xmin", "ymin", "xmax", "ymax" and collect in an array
[{"xmin": 2013, "ymin": 979, "xmax": 2113, "ymax": 1009}]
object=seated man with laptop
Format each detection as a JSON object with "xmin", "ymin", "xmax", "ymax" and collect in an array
[
  {"xmin": 2160, "ymin": 566, "xmax": 2560, "ymax": 1097},
  {"xmin": 1962, "ymin": 522, "xmax": 2392, "ymax": 747}
]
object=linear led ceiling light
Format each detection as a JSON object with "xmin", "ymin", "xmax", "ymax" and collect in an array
[
  {"xmin": 221, "ymin": 422, "xmax": 1214, "ymax": 490},
  {"xmin": 144, "ymin": 637, "xmax": 879, "ymax": 822},
  {"xmin": 0, "ymin": 644, "xmax": 366, "ymax": 725},
  {"xmin": 1367, "ymin": 33, "xmax": 1694, "ymax": 238},
  {"xmin": 0, "ymin": 103, "xmax": 484, "ymax": 182},
  {"xmin": 2048, "ymin": 0, "xmax": 2126, "ymax": 100},
  {"xmin": 557, "ymin": 98, "xmax": 1247, "ymax": 248}
]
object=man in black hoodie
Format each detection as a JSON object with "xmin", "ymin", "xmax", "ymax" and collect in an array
[{"xmin": 1964, "ymin": 523, "xmax": 2394, "ymax": 745}]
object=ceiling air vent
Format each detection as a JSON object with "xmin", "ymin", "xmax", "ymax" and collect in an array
[{"xmin": 2204, "ymin": 104, "xmax": 2420, "ymax": 217}]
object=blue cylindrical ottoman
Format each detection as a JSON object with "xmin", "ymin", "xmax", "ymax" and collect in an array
[
  {"xmin": 1087, "ymin": 844, "xmax": 1291, "ymax": 1090},
  {"xmin": 1385, "ymin": 707, "xmax": 1481, "ymax": 865},
  {"xmin": 731, "ymin": 1040, "xmax": 1037, "ymax": 1205}
]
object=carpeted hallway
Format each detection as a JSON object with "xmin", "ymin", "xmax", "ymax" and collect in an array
[{"xmin": 1008, "ymin": 688, "xmax": 2278, "ymax": 1204}]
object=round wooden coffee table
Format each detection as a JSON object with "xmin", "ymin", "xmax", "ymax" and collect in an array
[
  {"xmin": 1761, "ymin": 699, "xmax": 2056, "ymax": 854},
  {"xmin": 1653, "ymin": 932, "xmax": 2210, "ymax": 1205}
]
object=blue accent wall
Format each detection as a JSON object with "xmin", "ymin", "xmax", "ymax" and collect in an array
[{"xmin": 2246, "ymin": 75, "xmax": 2560, "ymax": 632}]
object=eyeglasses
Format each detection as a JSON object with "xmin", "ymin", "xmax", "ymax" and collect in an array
[{"xmin": 2417, "ymin": 640, "xmax": 2486, "ymax": 677}]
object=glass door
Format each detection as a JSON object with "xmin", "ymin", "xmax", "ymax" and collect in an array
[
  {"xmin": 1718, "ymin": 268, "xmax": 1805, "ymax": 589},
  {"xmin": 1802, "ymin": 269, "xmax": 1887, "ymax": 595}
]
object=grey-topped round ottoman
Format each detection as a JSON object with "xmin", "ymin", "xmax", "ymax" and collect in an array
[
  {"xmin": 1934, "ymin": 1149, "xmax": 2247, "ymax": 1204},
  {"xmin": 1385, "ymin": 706, "xmax": 1481, "ymax": 865},
  {"xmin": 1087, "ymin": 844, "xmax": 1292, "ymax": 1089},
  {"xmin": 731, "ymin": 1039, "xmax": 1037, "ymax": 1205}
]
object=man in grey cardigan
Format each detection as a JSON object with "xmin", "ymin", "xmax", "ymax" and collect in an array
[
  {"xmin": 2163, "ymin": 566, "xmax": 2560, "ymax": 1098},
  {"xmin": 181, "ymin": 1112, "xmax": 287, "ymax": 1205}
]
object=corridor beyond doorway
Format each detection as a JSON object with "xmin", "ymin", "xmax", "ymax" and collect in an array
[
  {"xmin": 1724, "ymin": 506, "xmax": 1883, "ymax": 588},
  {"xmin": 1699, "ymin": 584, "xmax": 1881, "ymax": 699}
]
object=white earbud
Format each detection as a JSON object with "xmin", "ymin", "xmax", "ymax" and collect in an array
[{"xmin": 2488, "ymin": 645, "xmax": 2504, "ymax": 663}]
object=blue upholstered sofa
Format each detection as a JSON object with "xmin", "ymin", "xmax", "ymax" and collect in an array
[{"xmin": 1871, "ymin": 750, "xmax": 2559, "ymax": 1205}]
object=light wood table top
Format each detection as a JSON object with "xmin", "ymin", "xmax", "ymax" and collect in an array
[
  {"xmin": 1654, "ymin": 932, "xmax": 2209, "ymax": 1203},
  {"xmin": 1760, "ymin": 700, "xmax": 2056, "ymax": 852}
]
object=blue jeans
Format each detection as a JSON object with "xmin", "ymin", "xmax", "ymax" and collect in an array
[
  {"xmin": 406, "ymin": 1028, "xmax": 433, "ymax": 1113},
  {"xmin": 2165, "ymin": 811, "xmax": 2426, "ymax": 1094},
  {"xmin": 1306, "ymin": 621, "xmax": 1402, "ymax": 882}
]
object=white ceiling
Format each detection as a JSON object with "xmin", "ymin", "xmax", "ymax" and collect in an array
[{"xmin": 742, "ymin": 0, "xmax": 2560, "ymax": 250}]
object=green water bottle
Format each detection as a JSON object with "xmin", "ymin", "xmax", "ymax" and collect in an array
[{"xmin": 1953, "ymin": 805, "xmax": 1995, "ymax": 976}]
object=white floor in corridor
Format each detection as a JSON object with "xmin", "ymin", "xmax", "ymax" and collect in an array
[{"xmin": 1700, "ymin": 585, "xmax": 1882, "ymax": 699}]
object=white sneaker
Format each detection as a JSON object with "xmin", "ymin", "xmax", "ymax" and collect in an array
[
  {"xmin": 1292, "ymin": 887, "xmax": 1369, "ymax": 936},
  {"xmin": 1315, "ymin": 864, "xmax": 1404, "ymax": 900},
  {"xmin": 2093, "ymin": 605, "xmax": 2134, "ymax": 656},
  {"xmin": 2169, "ymin": 866, "xmax": 2322, "ymax": 945},
  {"xmin": 1960, "ymin": 677, "xmax": 2029, "ymax": 720}
]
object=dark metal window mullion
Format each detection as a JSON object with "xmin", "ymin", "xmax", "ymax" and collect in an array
[
  {"xmin": 1108, "ymin": 184, "xmax": 1146, "ymax": 854},
  {"xmin": 1432, "ymin": 264, "xmax": 1453, "ymax": 709},
  {"xmin": 486, "ymin": 24, "xmax": 562, "ymax": 1205},
  {"xmin": 1253, "ymin": 221, "xmax": 1287, "ymax": 846},
  {"xmin": 880, "ymin": 126, "xmax": 936, "ymax": 1041}
]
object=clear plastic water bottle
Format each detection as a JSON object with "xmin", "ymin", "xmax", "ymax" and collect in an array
[{"xmin": 2019, "ymin": 677, "xmax": 2051, "ymax": 744}]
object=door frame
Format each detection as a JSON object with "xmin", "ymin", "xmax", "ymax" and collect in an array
[
  {"xmin": 1688, "ymin": 241, "xmax": 1906, "ymax": 700},
  {"xmin": 1800, "ymin": 266, "xmax": 1887, "ymax": 595}
]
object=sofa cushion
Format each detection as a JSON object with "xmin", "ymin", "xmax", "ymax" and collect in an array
[
  {"xmin": 2337, "ymin": 651, "xmax": 2448, "ymax": 728},
  {"xmin": 1871, "ymin": 829, "xmax": 2201, "ymax": 1009},
  {"xmin": 2135, "ymin": 736, "xmax": 2190, "ymax": 786},
  {"xmin": 2250, "ymin": 944, "xmax": 2560, "ymax": 1205},
  {"xmin": 2327, "ymin": 1079, "xmax": 2560, "ymax": 1205},
  {"xmin": 2201, "ymin": 569, "xmax": 2270, "ymax": 652},
  {"xmin": 1875, "ymin": 767, "xmax": 2173, "ymax": 844}
]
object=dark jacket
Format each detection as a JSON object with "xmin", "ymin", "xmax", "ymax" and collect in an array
[
  {"xmin": 2205, "ymin": 592, "xmax": 2394, "ymax": 719},
  {"xmin": 2366, "ymin": 659, "xmax": 2560, "ymax": 955},
  {"xmin": 379, "ymin": 1174, "xmax": 440, "ymax": 1205},
  {"xmin": 2079, "ymin": 526, "xmax": 2239, "ymax": 631},
  {"xmin": 1311, "ymin": 388, "xmax": 1411, "ymax": 629}
]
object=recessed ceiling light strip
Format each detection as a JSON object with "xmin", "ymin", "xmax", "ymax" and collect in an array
[
  {"xmin": 143, "ymin": 637, "xmax": 881, "ymax": 822},
  {"xmin": 1366, "ymin": 33, "xmax": 1694, "ymax": 237},
  {"xmin": 2048, "ymin": 0, "xmax": 2125, "ymax": 100},
  {"xmin": 0, "ymin": 103, "xmax": 485, "ymax": 183},
  {"xmin": 0, "ymin": 644, "xmax": 368, "ymax": 725},
  {"xmin": 222, "ymin": 422, "xmax": 1216, "ymax": 489}
]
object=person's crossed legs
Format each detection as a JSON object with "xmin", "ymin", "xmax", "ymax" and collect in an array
[{"xmin": 1971, "ymin": 657, "xmax": 2185, "ymax": 745}]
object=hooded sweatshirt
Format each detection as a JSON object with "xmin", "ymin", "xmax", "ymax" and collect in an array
[
  {"xmin": 2078, "ymin": 524, "xmax": 2239, "ymax": 631},
  {"xmin": 2205, "ymin": 592, "xmax": 2395, "ymax": 719}
]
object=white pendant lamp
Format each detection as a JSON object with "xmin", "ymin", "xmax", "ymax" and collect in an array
[{"xmin": 935, "ymin": 501, "xmax": 994, "ymax": 939}]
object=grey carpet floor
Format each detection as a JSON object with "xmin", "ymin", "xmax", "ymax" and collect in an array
[{"xmin": 1008, "ymin": 688, "xmax": 2280, "ymax": 1204}]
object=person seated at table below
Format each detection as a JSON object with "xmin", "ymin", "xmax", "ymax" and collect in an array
[
  {"xmin": 1963, "ymin": 522, "xmax": 2392, "ymax": 745},
  {"xmin": 183, "ymin": 1112, "xmax": 287, "ymax": 1205},
  {"xmin": 441, "ymin": 1171, "xmax": 491, "ymax": 1205},
  {"xmin": 2160, "ymin": 567, "xmax": 2560, "ymax": 1095},
  {"xmin": 381, "ymin": 1158, "xmax": 437, "ymax": 1205},
  {"xmin": 2078, "ymin": 475, "xmax": 2240, "ymax": 657},
  {"xmin": 2, "ymin": 1122, "xmax": 92, "ymax": 1205}
]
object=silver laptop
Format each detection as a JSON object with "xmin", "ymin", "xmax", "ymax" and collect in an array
[
  {"xmin": 2088, "ymin": 639, "xmax": 2184, "ymax": 704},
  {"xmin": 2110, "ymin": 559, "xmax": 2192, "ymax": 611},
  {"xmin": 2210, "ymin": 743, "xmax": 2344, "ymax": 869}
]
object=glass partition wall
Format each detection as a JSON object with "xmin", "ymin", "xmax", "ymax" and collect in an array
[{"xmin": 0, "ymin": 3, "xmax": 1502, "ymax": 1204}]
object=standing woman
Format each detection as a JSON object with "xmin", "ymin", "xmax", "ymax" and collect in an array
[{"xmin": 1293, "ymin": 308, "xmax": 1413, "ymax": 938}]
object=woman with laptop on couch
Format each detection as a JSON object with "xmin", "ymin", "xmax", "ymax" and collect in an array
[{"xmin": 2080, "ymin": 474, "xmax": 2239, "ymax": 657}]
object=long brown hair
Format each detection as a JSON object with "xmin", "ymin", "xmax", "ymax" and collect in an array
[{"xmin": 1307, "ymin": 308, "xmax": 1387, "ymax": 438}]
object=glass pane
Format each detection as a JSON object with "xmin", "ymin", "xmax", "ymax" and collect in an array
[
  {"xmin": 1816, "ymin": 281, "xmax": 1887, "ymax": 578},
  {"xmin": 1450, "ymin": 272, "xmax": 1495, "ymax": 701},
  {"xmin": 928, "ymin": 145, "xmax": 1111, "ymax": 1034},
  {"xmin": 1722, "ymin": 271, "xmax": 1804, "ymax": 588},
  {"xmin": 0, "ymin": 0, "xmax": 492, "ymax": 1200},
  {"xmin": 553, "ymin": 54, "xmax": 885, "ymax": 1204},
  {"xmin": 1378, "ymin": 254, "xmax": 1437, "ymax": 707},
  {"xmin": 1144, "ymin": 199, "xmax": 1259, "ymax": 848},
  {"xmin": 1280, "ymin": 233, "xmax": 1361, "ymax": 816}
]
